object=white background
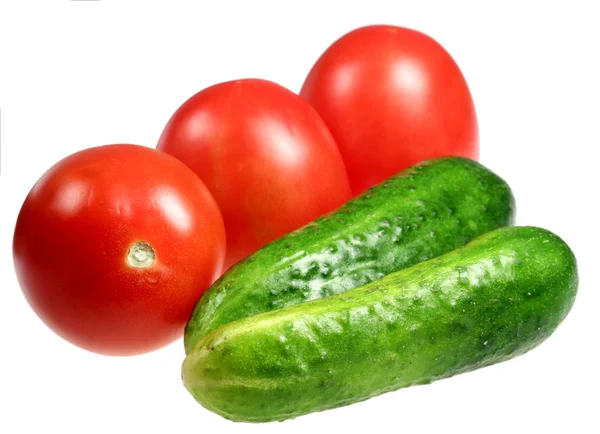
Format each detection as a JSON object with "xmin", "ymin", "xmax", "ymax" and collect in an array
[{"xmin": 1, "ymin": 1, "xmax": 598, "ymax": 433}]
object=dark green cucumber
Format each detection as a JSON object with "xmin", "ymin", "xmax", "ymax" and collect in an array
[
  {"xmin": 184, "ymin": 157, "xmax": 515, "ymax": 353},
  {"xmin": 182, "ymin": 226, "xmax": 578, "ymax": 422}
]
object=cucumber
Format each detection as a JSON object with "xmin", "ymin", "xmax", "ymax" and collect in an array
[
  {"xmin": 182, "ymin": 226, "xmax": 578, "ymax": 422},
  {"xmin": 184, "ymin": 157, "xmax": 515, "ymax": 353}
]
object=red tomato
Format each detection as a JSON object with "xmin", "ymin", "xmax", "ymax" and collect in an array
[
  {"xmin": 13, "ymin": 144, "xmax": 226, "ymax": 356},
  {"xmin": 301, "ymin": 25, "xmax": 479, "ymax": 195},
  {"xmin": 157, "ymin": 79, "xmax": 352, "ymax": 269}
]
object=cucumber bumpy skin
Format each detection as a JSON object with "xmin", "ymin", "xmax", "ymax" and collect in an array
[
  {"xmin": 182, "ymin": 226, "xmax": 578, "ymax": 422},
  {"xmin": 184, "ymin": 157, "xmax": 515, "ymax": 353}
]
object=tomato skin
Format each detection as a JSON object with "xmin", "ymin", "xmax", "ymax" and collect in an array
[
  {"xmin": 158, "ymin": 79, "xmax": 352, "ymax": 269},
  {"xmin": 13, "ymin": 144, "xmax": 226, "ymax": 356},
  {"xmin": 301, "ymin": 25, "xmax": 479, "ymax": 195}
]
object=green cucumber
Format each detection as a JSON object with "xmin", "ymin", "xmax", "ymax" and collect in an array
[
  {"xmin": 184, "ymin": 157, "xmax": 515, "ymax": 353},
  {"xmin": 182, "ymin": 226, "xmax": 578, "ymax": 422}
]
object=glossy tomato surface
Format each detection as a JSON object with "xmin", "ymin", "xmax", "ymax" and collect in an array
[
  {"xmin": 301, "ymin": 25, "xmax": 479, "ymax": 195},
  {"xmin": 13, "ymin": 144, "xmax": 226, "ymax": 356},
  {"xmin": 158, "ymin": 79, "xmax": 352, "ymax": 269}
]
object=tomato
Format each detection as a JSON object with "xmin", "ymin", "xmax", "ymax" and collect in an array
[
  {"xmin": 157, "ymin": 79, "xmax": 352, "ymax": 269},
  {"xmin": 13, "ymin": 144, "xmax": 226, "ymax": 356},
  {"xmin": 301, "ymin": 25, "xmax": 479, "ymax": 195}
]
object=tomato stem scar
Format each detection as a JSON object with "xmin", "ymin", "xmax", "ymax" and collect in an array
[{"xmin": 127, "ymin": 242, "xmax": 156, "ymax": 268}]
